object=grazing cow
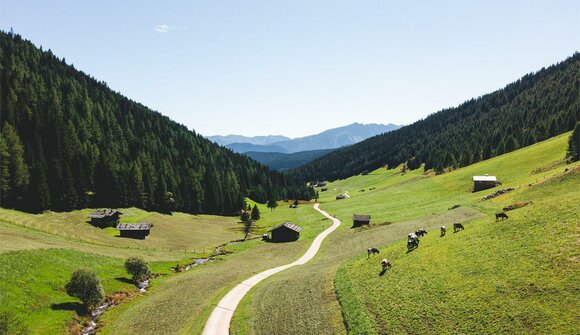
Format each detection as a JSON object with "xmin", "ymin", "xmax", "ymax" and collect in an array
[
  {"xmin": 495, "ymin": 212, "xmax": 509, "ymax": 221},
  {"xmin": 408, "ymin": 233, "xmax": 418, "ymax": 242},
  {"xmin": 407, "ymin": 238, "xmax": 418, "ymax": 251},
  {"xmin": 415, "ymin": 228, "xmax": 428, "ymax": 237},
  {"xmin": 381, "ymin": 259, "xmax": 392, "ymax": 271},
  {"xmin": 440, "ymin": 226, "xmax": 447, "ymax": 236},
  {"xmin": 453, "ymin": 222, "xmax": 464, "ymax": 232},
  {"xmin": 367, "ymin": 247, "xmax": 380, "ymax": 257}
]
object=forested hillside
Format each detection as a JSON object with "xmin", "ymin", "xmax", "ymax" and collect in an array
[
  {"xmin": 294, "ymin": 53, "xmax": 579, "ymax": 181},
  {"xmin": 0, "ymin": 31, "xmax": 314, "ymax": 214},
  {"xmin": 246, "ymin": 148, "xmax": 334, "ymax": 171}
]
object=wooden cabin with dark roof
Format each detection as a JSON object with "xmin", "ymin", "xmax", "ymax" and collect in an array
[
  {"xmin": 268, "ymin": 221, "xmax": 302, "ymax": 242},
  {"xmin": 352, "ymin": 214, "xmax": 371, "ymax": 227},
  {"xmin": 116, "ymin": 223, "xmax": 153, "ymax": 239},
  {"xmin": 89, "ymin": 209, "xmax": 121, "ymax": 227}
]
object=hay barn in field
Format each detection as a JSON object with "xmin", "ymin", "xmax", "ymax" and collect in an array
[
  {"xmin": 116, "ymin": 223, "xmax": 153, "ymax": 239},
  {"xmin": 352, "ymin": 214, "xmax": 371, "ymax": 227},
  {"xmin": 473, "ymin": 175, "xmax": 498, "ymax": 192},
  {"xmin": 269, "ymin": 221, "xmax": 302, "ymax": 242},
  {"xmin": 89, "ymin": 209, "xmax": 121, "ymax": 227}
]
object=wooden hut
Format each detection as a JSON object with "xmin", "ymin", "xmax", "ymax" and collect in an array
[
  {"xmin": 269, "ymin": 221, "xmax": 302, "ymax": 242},
  {"xmin": 473, "ymin": 175, "xmax": 498, "ymax": 192},
  {"xmin": 352, "ymin": 214, "xmax": 371, "ymax": 227},
  {"xmin": 88, "ymin": 209, "xmax": 121, "ymax": 227},
  {"xmin": 116, "ymin": 223, "xmax": 153, "ymax": 239}
]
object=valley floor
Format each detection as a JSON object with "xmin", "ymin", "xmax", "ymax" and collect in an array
[{"xmin": 1, "ymin": 133, "xmax": 578, "ymax": 335}]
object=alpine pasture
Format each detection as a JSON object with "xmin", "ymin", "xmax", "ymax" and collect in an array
[
  {"xmin": 230, "ymin": 132, "xmax": 579, "ymax": 334},
  {"xmin": 0, "ymin": 132, "xmax": 577, "ymax": 334}
]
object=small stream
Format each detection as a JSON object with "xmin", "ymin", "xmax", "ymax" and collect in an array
[
  {"xmin": 81, "ymin": 299, "xmax": 115, "ymax": 335},
  {"xmin": 80, "ymin": 239, "xmax": 248, "ymax": 334}
]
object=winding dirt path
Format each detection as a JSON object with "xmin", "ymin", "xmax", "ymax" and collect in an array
[{"xmin": 201, "ymin": 203, "xmax": 341, "ymax": 335}]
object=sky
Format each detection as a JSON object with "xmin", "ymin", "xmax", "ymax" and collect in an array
[{"xmin": 1, "ymin": 1, "xmax": 578, "ymax": 138}]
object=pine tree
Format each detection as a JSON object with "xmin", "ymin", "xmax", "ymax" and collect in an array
[
  {"xmin": 1, "ymin": 124, "xmax": 29, "ymax": 205},
  {"xmin": 566, "ymin": 122, "xmax": 580, "ymax": 162},
  {"xmin": 251, "ymin": 204, "xmax": 260, "ymax": 221}
]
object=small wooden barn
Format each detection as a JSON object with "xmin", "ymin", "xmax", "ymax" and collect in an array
[
  {"xmin": 269, "ymin": 221, "xmax": 302, "ymax": 242},
  {"xmin": 116, "ymin": 223, "xmax": 153, "ymax": 239},
  {"xmin": 352, "ymin": 214, "xmax": 371, "ymax": 227},
  {"xmin": 473, "ymin": 175, "xmax": 498, "ymax": 192},
  {"xmin": 89, "ymin": 209, "xmax": 121, "ymax": 227}
]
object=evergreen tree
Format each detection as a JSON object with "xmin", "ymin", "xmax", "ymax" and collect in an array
[
  {"xmin": 1, "ymin": 124, "xmax": 29, "ymax": 205},
  {"xmin": 251, "ymin": 204, "xmax": 260, "ymax": 221},
  {"xmin": 566, "ymin": 122, "xmax": 580, "ymax": 162}
]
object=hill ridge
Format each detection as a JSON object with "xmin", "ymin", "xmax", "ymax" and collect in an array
[{"xmin": 294, "ymin": 53, "xmax": 579, "ymax": 181}]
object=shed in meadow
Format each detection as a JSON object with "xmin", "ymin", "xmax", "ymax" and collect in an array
[
  {"xmin": 89, "ymin": 209, "xmax": 121, "ymax": 227},
  {"xmin": 473, "ymin": 175, "xmax": 498, "ymax": 192},
  {"xmin": 116, "ymin": 223, "xmax": 153, "ymax": 239},
  {"xmin": 352, "ymin": 214, "xmax": 371, "ymax": 227},
  {"xmin": 268, "ymin": 221, "xmax": 302, "ymax": 242}
]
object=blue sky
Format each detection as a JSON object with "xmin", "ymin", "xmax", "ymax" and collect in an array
[{"xmin": 1, "ymin": 1, "xmax": 578, "ymax": 137}]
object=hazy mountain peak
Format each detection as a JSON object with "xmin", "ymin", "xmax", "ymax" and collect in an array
[{"xmin": 211, "ymin": 123, "xmax": 401, "ymax": 154}]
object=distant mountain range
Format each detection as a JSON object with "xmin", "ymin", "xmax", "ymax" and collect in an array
[
  {"xmin": 245, "ymin": 149, "xmax": 335, "ymax": 171},
  {"xmin": 208, "ymin": 123, "xmax": 401, "ymax": 154},
  {"xmin": 206, "ymin": 134, "xmax": 290, "ymax": 146}
]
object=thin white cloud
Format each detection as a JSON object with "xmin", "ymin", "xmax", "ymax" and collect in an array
[
  {"xmin": 154, "ymin": 24, "xmax": 188, "ymax": 33},
  {"xmin": 154, "ymin": 24, "xmax": 171, "ymax": 33}
]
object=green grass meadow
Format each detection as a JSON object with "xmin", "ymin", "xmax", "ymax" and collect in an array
[
  {"xmin": 0, "ymin": 207, "xmax": 265, "ymax": 334},
  {"xmin": 230, "ymin": 132, "xmax": 579, "ymax": 335},
  {"xmin": 1, "ymin": 132, "xmax": 577, "ymax": 334}
]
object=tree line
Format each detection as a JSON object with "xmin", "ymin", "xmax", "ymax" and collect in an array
[
  {"xmin": 0, "ymin": 31, "xmax": 314, "ymax": 214},
  {"xmin": 293, "ymin": 53, "xmax": 580, "ymax": 181}
]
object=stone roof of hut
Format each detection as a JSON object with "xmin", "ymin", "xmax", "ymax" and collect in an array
[
  {"xmin": 269, "ymin": 221, "xmax": 303, "ymax": 233},
  {"xmin": 353, "ymin": 214, "xmax": 371, "ymax": 221},
  {"xmin": 116, "ymin": 223, "xmax": 153, "ymax": 231},
  {"xmin": 89, "ymin": 209, "xmax": 120, "ymax": 219}
]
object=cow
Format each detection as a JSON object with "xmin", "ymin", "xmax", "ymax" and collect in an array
[
  {"xmin": 381, "ymin": 259, "xmax": 392, "ymax": 271},
  {"xmin": 407, "ymin": 238, "xmax": 418, "ymax": 251},
  {"xmin": 453, "ymin": 222, "xmax": 464, "ymax": 232},
  {"xmin": 407, "ymin": 233, "xmax": 419, "ymax": 251},
  {"xmin": 415, "ymin": 228, "xmax": 428, "ymax": 237},
  {"xmin": 495, "ymin": 212, "xmax": 509, "ymax": 221},
  {"xmin": 440, "ymin": 226, "xmax": 447, "ymax": 236},
  {"xmin": 367, "ymin": 247, "xmax": 380, "ymax": 257}
]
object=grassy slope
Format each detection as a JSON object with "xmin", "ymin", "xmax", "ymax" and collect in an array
[
  {"xmin": 336, "ymin": 168, "xmax": 579, "ymax": 334},
  {"xmin": 230, "ymin": 132, "xmax": 579, "ymax": 335},
  {"xmin": 98, "ymin": 202, "xmax": 332, "ymax": 334},
  {"xmin": 0, "ymin": 208, "xmax": 241, "ymax": 334},
  {"xmin": 0, "ymin": 208, "xmax": 241, "ymax": 259},
  {"xmin": 0, "ymin": 249, "xmax": 136, "ymax": 334}
]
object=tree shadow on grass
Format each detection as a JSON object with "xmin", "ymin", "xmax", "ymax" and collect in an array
[
  {"xmin": 115, "ymin": 277, "xmax": 135, "ymax": 285},
  {"xmin": 50, "ymin": 302, "xmax": 87, "ymax": 315}
]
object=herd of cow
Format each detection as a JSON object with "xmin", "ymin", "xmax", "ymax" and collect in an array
[{"xmin": 369, "ymin": 212, "xmax": 510, "ymax": 272}]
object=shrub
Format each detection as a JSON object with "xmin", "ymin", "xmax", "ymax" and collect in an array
[
  {"xmin": 124, "ymin": 257, "xmax": 150, "ymax": 283},
  {"xmin": 65, "ymin": 269, "xmax": 104, "ymax": 311}
]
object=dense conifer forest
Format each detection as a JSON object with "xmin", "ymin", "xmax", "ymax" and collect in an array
[
  {"xmin": 294, "ymin": 53, "xmax": 579, "ymax": 181},
  {"xmin": 0, "ymin": 31, "xmax": 314, "ymax": 214}
]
